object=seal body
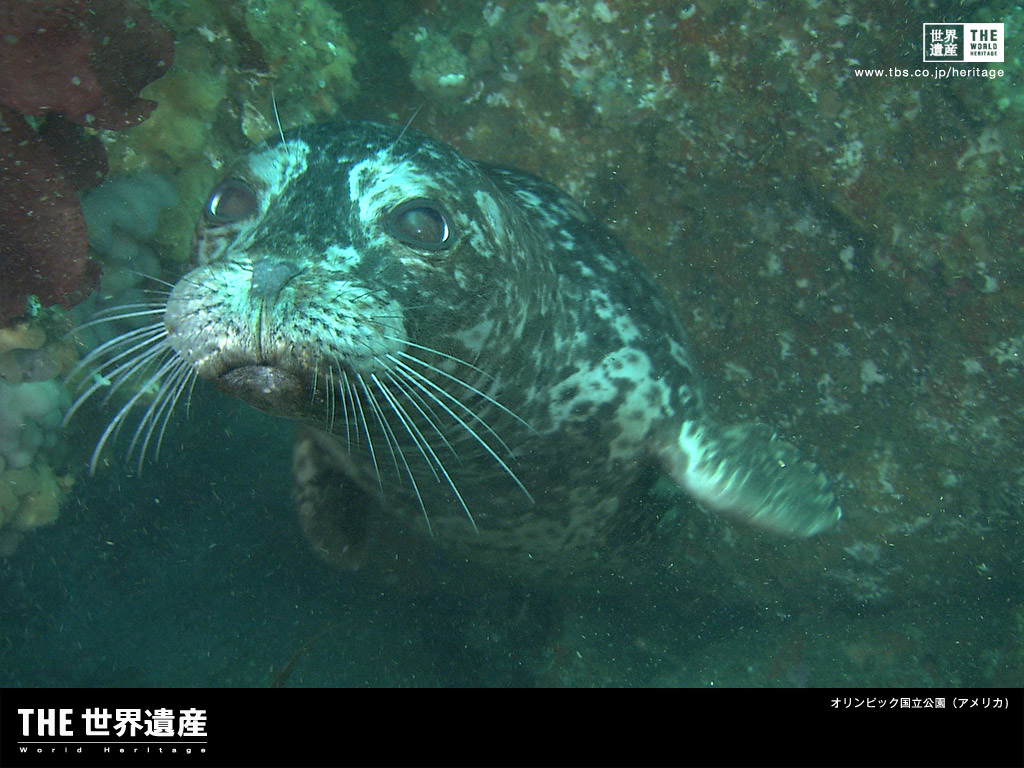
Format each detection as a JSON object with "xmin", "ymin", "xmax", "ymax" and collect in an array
[{"xmin": 161, "ymin": 121, "xmax": 839, "ymax": 580}]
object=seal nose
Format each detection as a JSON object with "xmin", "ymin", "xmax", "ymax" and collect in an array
[{"xmin": 250, "ymin": 259, "xmax": 301, "ymax": 302}]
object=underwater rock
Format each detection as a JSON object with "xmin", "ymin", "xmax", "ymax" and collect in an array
[
  {"xmin": 0, "ymin": 461, "xmax": 69, "ymax": 557},
  {"xmin": 0, "ymin": 323, "xmax": 45, "ymax": 358},
  {"xmin": 0, "ymin": 0, "xmax": 174, "ymax": 325},
  {"xmin": 0, "ymin": 108, "xmax": 96, "ymax": 325},
  {"xmin": 0, "ymin": 378, "xmax": 66, "ymax": 471},
  {"xmin": 0, "ymin": 318, "xmax": 77, "ymax": 555},
  {"xmin": 81, "ymin": 172, "xmax": 177, "ymax": 297},
  {"xmin": 0, "ymin": 0, "xmax": 174, "ymax": 130}
]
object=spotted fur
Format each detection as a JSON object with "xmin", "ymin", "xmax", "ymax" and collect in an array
[{"xmin": 82, "ymin": 121, "xmax": 840, "ymax": 582}]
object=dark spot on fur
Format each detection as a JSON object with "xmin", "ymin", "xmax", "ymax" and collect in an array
[
  {"xmin": 555, "ymin": 384, "xmax": 579, "ymax": 404},
  {"xmin": 571, "ymin": 401, "xmax": 592, "ymax": 417}
]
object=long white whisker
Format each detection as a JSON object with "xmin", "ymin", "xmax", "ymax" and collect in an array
[
  {"xmin": 271, "ymin": 83, "xmax": 287, "ymax": 145},
  {"xmin": 140, "ymin": 275, "xmax": 176, "ymax": 289},
  {"xmin": 346, "ymin": 372, "xmax": 383, "ymax": 490},
  {"xmin": 130, "ymin": 358, "xmax": 193, "ymax": 471},
  {"xmin": 66, "ymin": 282, "xmax": 186, "ymax": 473},
  {"xmin": 318, "ymin": 362, "xmax": 332, "ymax": 434},
  {"xmin": 371, "ymin": 376, "xmax": 442, "ymax": 484},
  {"xmin": 391, "ymin": 349, "xmax": 536, "ymax": 434},
  {"xmin": 88, "ymin": 345, "xmax": 173, "ymax": 448},
  {"xmin": 126, "ymin": 359, "xmax": 180, "ymax": 459},
  {"xmin": 117, "ymin": 269, "xmax": 174, "ymax": 289},
  {"xmin": 86, "ymin": 296, "xmax": 167, "ymax": 312},
  {"xmin": 96, "ymin": 341, "xmax": 171, "ymax": 405},
  {"xmin": 339, "ymin": 367, "xmax": 353, "ymax": 452},
  {"xmin": 372, "ymin": 373, "xmax": 481, "ymax": 534},
  {"xmin": 368, "ymin": 374, "xmax": 437, "ymax": 533},
  {"xmin": 72, "ymin": 305, "xmax": 167, "ymax": 333},
  {"xmin": 390, "ymin": 104, "xmax": 422, "ymax": 151},
  {"xmin": 381, "ymin": 335, "xmax": 489, "ymax": 378},
  {"xmin": 64, "ymin": 334, "xmax": 169, "ymax": 424},
  {"xmin": 382, "ymin": 369, "xmax": 459, "ymax": 462},
  {"xmin": 89, "ymin": 348, "xmax": 179, "ymax": 474},
  {"xmin": 183, "ymin": 367, "xmax": 199, "ymax": 420},
  {"xmin": 355, "ymin": 375, "xmax": 402, "ymax": 480},
  {"xmin": 153, "ymin": 366, "xmax": 196, "ymax": 463},
  {"xmin": 68, "ymin": 322, "xmax": 166, "ymax": 381},
  {"xmin": 388, "ymin": 359, "xmax": 532, "ymax": 502},
  {"xmin": 389, "ymin": 355, "xmax": 515, "ymax": 457},
  {"xmin": 85, "ymin": 301, "xmax": 167, "ymax": 317}
]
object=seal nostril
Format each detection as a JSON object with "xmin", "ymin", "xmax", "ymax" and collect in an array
[{"xmin": 251, "ymin": 259, "xmax": 301, "ymax": 301}]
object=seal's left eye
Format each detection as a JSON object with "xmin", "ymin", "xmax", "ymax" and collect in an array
[
  {"xmin": 387, "ymin": 199, "xmax": 453, "ymax": 251},
  {"xmin": 205, "ymin": 179, "xmax": 257, "ymax": 224}
]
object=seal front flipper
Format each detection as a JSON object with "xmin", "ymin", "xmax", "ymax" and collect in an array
[
  {"xmin": 292, "ymin": 425, "xmax": 380, "ymax": 570},
  {"xmin": 660, "ymin": 421, "xmax": 841, "ymax": 537}
]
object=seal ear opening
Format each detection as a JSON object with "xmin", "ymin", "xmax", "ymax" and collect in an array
[{"xmin": 292, "ymin": 426, "xmax": 376, "ymax": 570}]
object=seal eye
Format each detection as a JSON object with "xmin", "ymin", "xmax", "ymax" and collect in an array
[
  {"xmin": 387, "ymin": 198, "xmax": 453, "ymax": 251},
  {"xmin": 205, "ymin": 179, "xmax": 257, "ymax": 224}
]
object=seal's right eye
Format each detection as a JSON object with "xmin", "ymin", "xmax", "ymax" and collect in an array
[{"xmin": 204, "ymin": 179, "xmax": 257, "ymax": 224}]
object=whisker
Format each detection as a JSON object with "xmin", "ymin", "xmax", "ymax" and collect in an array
[
  {"xmin": 388, "ymin": 360, "xmax": 532, "ymax": 502},
  {"xmin": 346, "ymin": 371, "xmax": 383, "ymax": 490},
  {"xmin": 85, "ymin": 301, "xmax": 167, "ymax": 317},
  {"xmin": 89, "ymin": 348, "xmax": 180, "ymax": 474},
  {"xmin": 155, "ymin": 366, "xmax": 197, "ymax": 460},
  {"xmin": 64, "ymin": 330, "xmax": 169, "ymax": 424},
  {"xmin": 372, "ymin": 373, "xmax": 483, "ymax": 533},
  {"xmin": 390, "ymin": 104, "xmax": 422, "ymax": 152},
  {"xmin": 391, "ymin": 348, "xmax": 537, "ymax": 435},
  {"xmin": 326, "ymin": 364, "xmax": 337, "ymax": 435},
  {"xmin": 382, "ymin": 335, "xmax": 489, "ymax": 378},
  {"xmin": 120, "ymin": 269, "xmax": 175, "ymax": 289},
  {"xmin": 183, "ymin": 366, "xmax": 199, "ymax": 420},
  {"xmin": 68, "ymin": 322, "xmax": 166, "ymax": 380},
  {"xmin": 129, "ymin": 358, "xmax": 192, "ymax": 471},
  {"xmin": 388, "ymin": 355, "xmax": 515, "ymax": 457},
  {"xmin": 382, "ymin": 369, "xmax": 459, "ymax": 462},
  {"xmin": 314, "ymin": 361, "xmax": 328, "ymax": 433},
  {"xmin": 271, "ymin": 83, "xmax": 286, "ymax": 146},
  {"xmin": 371, "ymin": 374, "xmax": 442, "ymax": 484},
  {"xmin": 338, "ymin": 367, "xmax": 353, "ymax": 453},
  {"xmin": 71, "ymin": 301, "xmax": 167, "ymax": 330},
  {"xmin": 350, "ymin": 287, "xmax": 390, "ymax": 302},
  {"xmin": 95, "ymin": 339, "xmax": 171, "ymax": 404},
  {"xmin": 367, "ymin": 374, "xmax": 437, "ymax": 533},
  {"xmin": 74, "ymin": 318, "xmax": 165, "ymax": 355},
  {"xmin": 355, "ymin": 375, "xmax": 402, "ymax": 481}
]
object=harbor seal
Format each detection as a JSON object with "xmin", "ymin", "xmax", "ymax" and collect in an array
[{"xmin": 78, "ymin": 121, "xmax": 840, "ymax": 581}]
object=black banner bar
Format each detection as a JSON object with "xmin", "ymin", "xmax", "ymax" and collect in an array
[{"xmin": 2, "ymin": 688, "xmax": 1022, "ymax": 768}]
